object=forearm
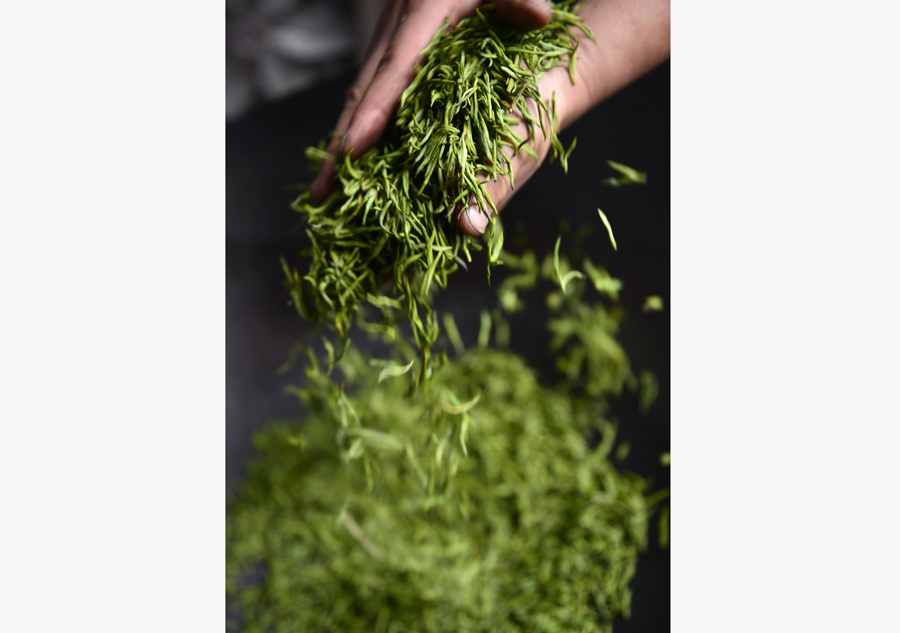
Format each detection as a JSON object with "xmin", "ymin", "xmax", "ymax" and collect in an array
[{"xmin": 553, "ymin": 0, "xmax": 671, "ymax": 128}]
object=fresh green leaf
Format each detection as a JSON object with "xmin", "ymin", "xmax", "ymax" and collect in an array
[{"xmin": 377, "ymin": 359, "xmax": 415, "ymax": 383}]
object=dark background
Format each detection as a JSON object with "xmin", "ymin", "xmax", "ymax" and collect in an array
[{"xmin": 227, "ymin": 55, "xmax": 670, "ymax": 631}]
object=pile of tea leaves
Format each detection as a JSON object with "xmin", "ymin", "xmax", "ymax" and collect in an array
[
  {"xmin": 227, "ymin": 248, "xmax": 666, "ymax": 633},
  {"xmin": 284, "ymin": 1, "xmax": 591, "ymax": 379}
]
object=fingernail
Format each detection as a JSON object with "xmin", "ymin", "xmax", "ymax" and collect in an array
[
  {"xmin": 466, "ymin": 204, "xmax": 489, "ymax": 235},
  {"xmin": 339, "ymin": 131, "xmax": 349, "ymax": 155}
]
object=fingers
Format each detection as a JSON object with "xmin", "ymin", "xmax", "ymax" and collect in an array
[
  {"xmin": 339, "ymin": 0, "xmax": 481, "ymax": 162},
  {"xmin": 496, "ymin": 0, "xmax": 553, "ymax": 30},
  {"xmin": 457, "ymin": 201, "xmax": 490, "ymax": 237},
  {"xmin": 311, "ymin": 0, "xmax": 405, "ymax": 201},
  {"xmin": 313, "ymin": 0, "xmax": 555, "ymax": 202},
  {"xmin": 455, "ymin": 166, "xmax": 519, "ymax": 237}
]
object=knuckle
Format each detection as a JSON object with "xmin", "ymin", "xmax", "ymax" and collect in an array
[{"xmin": 345, "ymin": 84, "xmax": 365, "ymax": 106}]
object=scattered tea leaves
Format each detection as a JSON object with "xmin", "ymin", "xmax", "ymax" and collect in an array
[{"xmin": 228, "ymin": 343, "xmax": 659, "ymax": 633}]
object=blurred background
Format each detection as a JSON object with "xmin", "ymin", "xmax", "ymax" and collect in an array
[
  {"xmin": 226, "ymin": 0, "xmax": 389, "ymax": 120},
  {"xmin": 227, "ymin": 2, "xmax": 670, "ymax": 630}
]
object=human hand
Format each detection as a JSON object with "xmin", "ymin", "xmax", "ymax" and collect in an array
[
  {"xmin": 310, "ymin": 0, "xmax": 554, "ymax": 202},
  {"xmin": 456, "ymin": 0, "xmax": 671, "ymax": 235},
  {"xmin": 311, "ymin": 0, "xmax": 670, "ymax": 237}
]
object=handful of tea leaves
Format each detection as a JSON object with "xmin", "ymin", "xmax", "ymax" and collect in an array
[{"xmin": 285, "ymin": 1, "xmax": 591, "ymax": 371}]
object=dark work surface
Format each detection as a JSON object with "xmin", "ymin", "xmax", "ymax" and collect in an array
[{"xmin": 227, "ymin": 60, "xmax": 670, "ymax": 632}]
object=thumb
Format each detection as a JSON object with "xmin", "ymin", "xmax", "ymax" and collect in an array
[
  {"xmin": 455, "ymin": 173, "xmax": 511, "ymax": 237},
  {"xmin": 455, "ymin": 121, "xmax": 552, "ymax": 236}
]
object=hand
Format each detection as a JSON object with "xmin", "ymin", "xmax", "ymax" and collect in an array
[
  {"xmin": 458, "ymin": 0, "xmax": 671, "ymax": 236},
  {"xmin": 312, "ymin": 0, "xmax": 671, "ymax": 237},
  {"xmin": 311, "ymin": 0, "xmax": 553, "ymax": 202}
]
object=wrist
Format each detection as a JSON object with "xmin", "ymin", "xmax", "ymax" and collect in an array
[{"xmin": 547, "ymin": 0, "xmax": 671, "ymax": 131}]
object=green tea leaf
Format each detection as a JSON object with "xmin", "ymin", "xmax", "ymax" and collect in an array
[
  {"xmin": 477, "ymin": 309, "xmax": 492, "ymax": 348},
  {"xmin": 643, "ymin": 295, "xmax": 664, "ymax": 311},
  {"xmin": 377, "ymin": 359, "xmax": 415, "ymax": 383},
  {"xmin": 442, "ymin": 312, "xmax": 465, "ymax": 356},
  {"xmin": 597, "ymin": 208, "xmax": 617, "ymax": 251},
  {"xmin": 601, "ymin": 159, "xmax": 647, "ymax": 187},
  {"xmin": 441, "ymin": 390, "xmax": 482, "ymax": 415}
]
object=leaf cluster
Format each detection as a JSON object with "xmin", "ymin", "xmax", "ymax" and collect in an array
[
  {"xmin": 285, "ymin": 1, "xmax": 592, "ymax": 377},
  {"xmin": 228, "ymin": 348, "xmax": 655, "ymax": 633}
]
